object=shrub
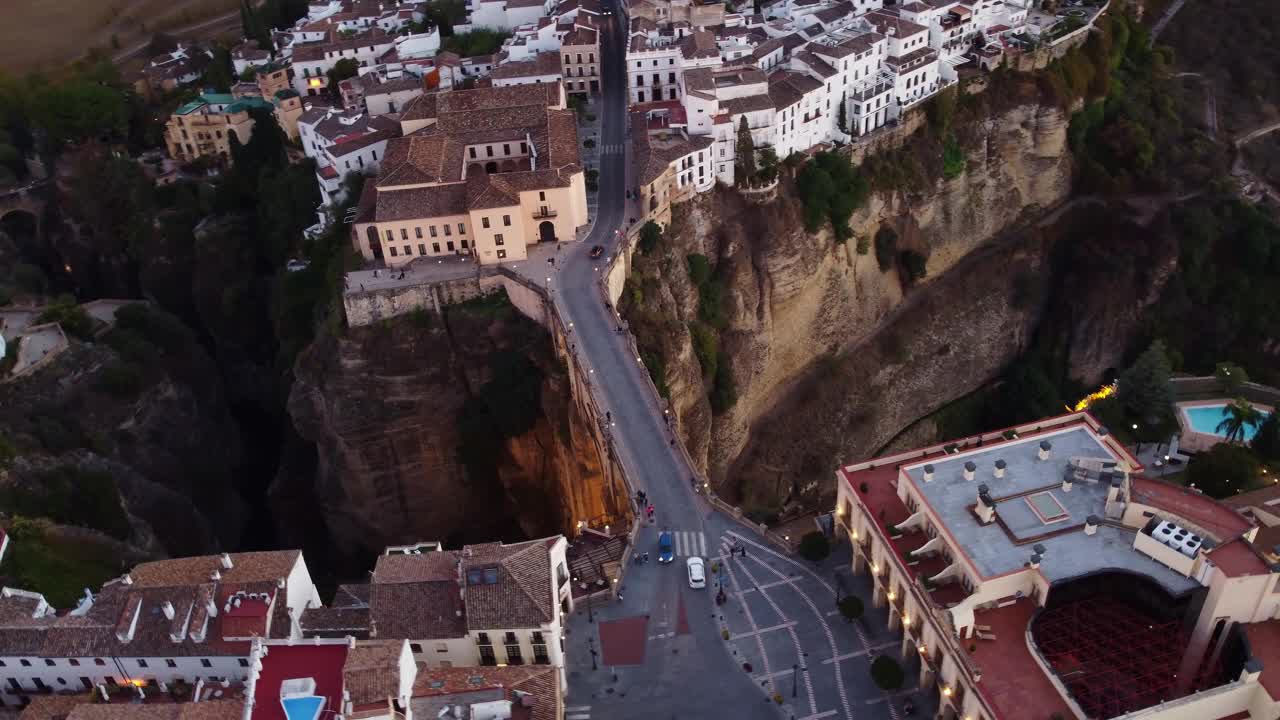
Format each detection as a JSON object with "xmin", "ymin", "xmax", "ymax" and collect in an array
[
  {"xmin": 855, "ymin": 234, "xmax": 870, "ymax": 255},
  {"xmin": 2, "ymin": 467, "xmax": 131, "ymax": 540},
  {"xmin": 1188, "ymin": 443, "xmax": 1261, "ymax": 498},
  {"xmin": 942, "ymin": 132, "xmax": 965, "ymax": 179},
  {"xmin": 34, "ymin": 416, "xmax": 80, "ymax": 454},
  {"xmin": 113, "ymin": 304, "xmax": 195, "ymax": 353},
  {"xmin": 838, "ymin": 595, "xmax": 864, "ymax": 621},
  {"xmin": 638, "ymin": 221, "xmax": 663, "ymax": 254},
  {"xmin": 1252, "ymin": 413, "xmax": 1280, "ymax": 462},
  {"xmin": 95, "ymin": 363, "xmax": 144, "ymax": 398},
  {"xmin": 870, "ymin": 655, "xmax": 904, "ymax": 691},
  {"xmin": 583, "ymin": 138, "xmax": 596, "ymax": 149},
  {"xmin": 722, "ymin": 628, "xmax": 730, "ymax": 640},
  {"xmin": 686, "ymin": 254, "xmax": 713, "ymax": 286},
  {"xmin": 874, "ymin": 227, "xmax": 898, "ymax": 271},
  {"xmin": 688, "ymin": 322, "xmax": 719, "ymax": 378},
  {"xmin": 37, "ymin": 303, "xmax": 94, "ymax": 340},
  {"xmin": 798, "ymin": 531, "xmax": 830, "ymax": 561},
  {"xmin": 640, "ymin": 349, "xmax": 670, "ymax": 398},
  {"xmin": 710, "ymin": 359, "xmax": 736, "ymax": 414}
]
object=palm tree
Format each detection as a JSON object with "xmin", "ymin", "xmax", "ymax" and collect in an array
[{"xmin": 1217, "ymin": 398, "xmax": 1264, "ymax": 443}]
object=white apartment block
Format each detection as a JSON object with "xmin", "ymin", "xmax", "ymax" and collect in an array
[
  {"xmin": 624, "ymin": 0, "xmax": 1028, "ymax": 196},
  {"xmin": 297, "ymin": 107, "xmax": 400, "ymax": 205},
  {"xmin": 0, "ymin": 551, "xmax": 321, "ymax": 708}
]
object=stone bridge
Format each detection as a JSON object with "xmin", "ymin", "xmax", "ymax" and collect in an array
[{"xmin": 0, "ymin": 180, "xmax": 48, "ymax": 239}]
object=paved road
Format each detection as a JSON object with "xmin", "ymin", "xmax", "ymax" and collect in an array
[
  {"xmin": 547, "ymin": 6, "xmax": 928, "ymax": 720},
  {"xmin": 1149, "ymin": 0, "xmax": 1188, "ymax": 41}
]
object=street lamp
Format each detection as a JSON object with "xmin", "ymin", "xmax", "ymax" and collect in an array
[
  {"xmin": 589, "ymin": 635, "xmax": 598, "ymax": 671},
  {"xmin": 792, "ymin": 664, "xmax": 799, "ymax": 698}
]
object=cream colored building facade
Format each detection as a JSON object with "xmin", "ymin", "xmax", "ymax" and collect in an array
[
  {"xmin": 835, "ymin": 411, "xmax": 1280, "ymax": 720},
  {"xmin": 352, "ymin": 82, "xmax": 587, "ymax": 266},
  {"xmin": 164, "ymin": 94, "xmax": 272, "ymax": 164}
]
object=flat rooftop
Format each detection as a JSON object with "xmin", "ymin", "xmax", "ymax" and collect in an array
[{"xmin": 898, "ymin": 424, "xmax": 1197, "ymax": 594}]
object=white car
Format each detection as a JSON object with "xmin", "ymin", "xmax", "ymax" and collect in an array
[{"xmin": 686, "ymin": 556, "xmax": 706, "ymax": 589}]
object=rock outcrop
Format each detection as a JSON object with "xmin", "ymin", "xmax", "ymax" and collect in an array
[
  {"xmin": 626, "ymin": 101, "xmax": 1081, "ymax": 511},
  {"xmin": 285, "ymin": 294, "xmax": 615, "ymax": 563}
]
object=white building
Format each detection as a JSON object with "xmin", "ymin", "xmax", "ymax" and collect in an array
[
  {"xmin": 290, "ymin": 28, "xmax": 398, "ymax": 97},
  {"xmin": 0, "ymin": 551, "xmax": 320, "ymax": 708},
  {"xmin": 490, "ymin": 51, "xmax": 564, "ymax": 87},
  {"xmin": 297, "ymin": 107, "xmax": 400, "ymax": 205},
  {"xmin": 298, "ymin": 537, "xmax": 574, "ymax": 690}
]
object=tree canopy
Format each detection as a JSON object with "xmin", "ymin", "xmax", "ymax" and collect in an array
[{"xmin": 1117, "ymin": 340, "xmax": 1175, "ymax": 429}]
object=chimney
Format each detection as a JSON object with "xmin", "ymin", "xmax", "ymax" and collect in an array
[
  {"xmin": 1028, "ymin": 553, "xmax": 1041, "ymax": 569},
  {"xmin": 210, "ymin": 569, "xmax": 221, "ymax": 581},
  {"xmin": 220, "ymin": 553, "xmax": 234, "ymax": 570},
  {"xmin": 994, "ymin": 459, "xmax": 1006, "ymax": 479},
  {"xmin": 121, "ymin": 574, "xmax": 134, "ymax": 586},
  {"xmin": 162, "ymin": 601, "xmax": 175, "ymax": 620},
  {"xmin": 922, "ymin": 464, "xmax": 935, "ymax": 482},
  {"xmin": 1085, "ymin": 515, "xmax": 1099, "ymax": 535},
  {"xmin": 963, "ymin": 461, "xmax": 976, "ymax": 482},
  {"xmin": 1106, "ymin": 476, "xmax": 1122, "ymax": 504},
  {"xmin": 1034, "ymin": 543, "xmax": 1046, "ymax": 557},
  {"xmin": 1062, "ymin": 475, "xmax": 1073, "ymax": 493},
  {"xmin": 976, "ymin": 488, "xmax": 996, "ymax": 524},
  {"xmin": 1038, "ymin": 440, "xmax": 1051, "ymax": 461}
]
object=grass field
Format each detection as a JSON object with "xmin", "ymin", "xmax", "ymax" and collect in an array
[{"xmin": 0, "ymin": 0, "xmax": 242, "ymax": 73}]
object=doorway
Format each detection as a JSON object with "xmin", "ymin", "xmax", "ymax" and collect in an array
[
  {"xmin": 538, "ymin": 221, "xmax": 556, "ymax": 243},
  {"xmin": 366, "ymin": 226, "xmax": 383, "ymax": 260}
]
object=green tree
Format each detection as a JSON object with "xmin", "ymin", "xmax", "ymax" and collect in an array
[
  {"xmin": 203, "ymin": 45, "xmax": 236, "ymax": 93},
  {"xmin": 1217, "ymin": 398, "xmax": 1265, "ymax": 443},
  {"xmin": 1187, "ymin": 443, "xmax": 1261, "ymax": 498},
  {"xmin": 1251, "ymin": 413, "xmax": 1280, "ymax": 462},
  {"xmin": 1215, "ymin": 362, "xmax": 1249, "ymax": 395},
  {"xmin": 638, "ymin": 221, "xmax": 662, "ymax": 254},
  {"xmin": 837, "ymin": 94, "xmax": 848, "ymax": 134},
  {"xmin": 870, "ymin": 656, "xmax": 904, "ymax": 691},
  {"xmin": 1117, "ymin": 340, "xmax": 1175, "ymax": 427},
  {"xmin": 735, "ymin": 116, "xmax": 756, "ymax": 181},
  {"xmin": 798, "ymin": 532, "xmax": 830, "ymax": 561},
  {"xmin": 838, "ymin": 596, "xmax": 864, "ymax": 622},
  {"xmin": 327, "ymin": 58, "xmax": 361, "ymax": 102},
  {"xmin": 710, "ymin": 358, "xmax": 736, "ymax": 414},
  {"xmin": 29, "ymin": 77, "xmax": 129, "ymax": 146}
]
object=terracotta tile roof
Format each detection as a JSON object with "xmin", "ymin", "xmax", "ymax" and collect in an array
[
  {"xmin": 63, "ymin": 700, "xmax": 244, "ymax": 720},
  {"xmin": 375, "ymin": 552, "xmax": 459, "ymax": 583},
  {"xmin": 1222, "ymin": 483, "xmax": 1280, "ymax": 510},
  {"xmin": 779, "ymin": 32, "xmax": 807, "ymax": 54},
  {"xmin": 866, "ymin": 10, "xmax": 929, "ymax": 39},
  {"xmin": 814, "ymin": 1, "xmax": 854, "ymax": 24},
  {"xmin": 130, "ymin": 551, "xmax": 300, "ymax": 588},
  {"xmin": 411, "ymin": 665, "xmax": 561, "ymax": 720},
  {"xmin": 1130, "ymin": 477, "xmax": 1254, "ymax": 541},
  {"xmin": 630, "ymin": 111, "xmax": 715, "ymax": 186},
  {"xmin": 749, "ymin": 38, "xmax": 784, "ymax": 61},
  {"xmin": 17, "ymin": 693, "xmax": 83, "ymax": 720},
  {"xmin": 679, "ymin": 30, "xmax": 720, "ymax": 59},
  {"xmin": 793, "ymin": 51, "xmax": 837, "ymax": 77},
  {"xmin": 373, "ymin": 181, "xmax": 469, "ymax": 221},
  {"xmin": 562, "ymin": 26, "xmax": 599, "ymax": 46},
  {"xmin": 300, "ymin": 607, "xmax": 372, "ymax": 637},
  {"xmin": 1207, "ymin": 539, "xmax": 1271, "ymax": 578},
  {"xmin": 491, "ymin": 52, "xmax": 563, "ymax": 79},
  {"xmin": 721, "ymin": 93, "xmax": 775, "ymax": 115},
  {"xmin": 461, "ymin": 540, "xmax": 555, "ymax": 630},
  {"xmin": 343, "ymin": 640, "xmax": 405, "ymax": 707},
  {"xmin": 370, "ymin": 580, "xmax": 467, "ymax": 639}
]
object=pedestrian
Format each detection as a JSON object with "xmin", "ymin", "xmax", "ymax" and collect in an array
[
  {"xmin": 360, "ymin": 283, "xmax": 365, "ymax": 291},
  {"xmin": 741, "ymin": 545, "xmax": 747, "ymax": 558},
  {"xmin": 607, "ymin": 411, "xmax": 612, "ymax": 422},
  {"xmin": 669, "ymin": 437, "xmax": 675, "ymax": 447}
]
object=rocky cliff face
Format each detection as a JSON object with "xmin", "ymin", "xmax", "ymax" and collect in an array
[
  {"xmin": 0, "ymin": 325, "xmax": 247, "ymax": 557},
  {"xmin": 626, "ymin": 101, "xmax": 1080, "ymax": 511},
  {"xmin": 285, "ymin": 294, "xmax": 614, "ymax": 565}
]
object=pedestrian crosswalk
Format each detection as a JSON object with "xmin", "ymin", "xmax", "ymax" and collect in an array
[
  {"xmin": 566, "ymin": 705, "xmax": 591, "ymax": 720},
  {"xmin": 598, "ymin": 142, "xmax": 625, "ymax": 155},
  {"xmin": 665, "ymin": 530, "xmax": 707, "ymax": 557}
]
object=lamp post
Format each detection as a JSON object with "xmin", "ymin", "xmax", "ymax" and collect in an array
[
  {"xmin": 792, "ymin": 664, "xmax": 799, "ymax": 698},
  {"xmin": 587, "ymin": 587, "xmax": 594, "ymax": 623},
  {"xmin": 589, "ymin": 635, "xmax": 598, "ymax": 671}
]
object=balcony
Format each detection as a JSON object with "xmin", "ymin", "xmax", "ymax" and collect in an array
[{"xmin": 533, "ymin": 207, "xmax": 558, "ymax": 219}]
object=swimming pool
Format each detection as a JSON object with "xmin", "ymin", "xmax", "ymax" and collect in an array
[
  {"xmin": 1184, "ymin": 404, "xmax": 1270, "ymax": 441},
  {"xmin": 281, "ymin": 696, "xmax": 325, "ymax": 720}
]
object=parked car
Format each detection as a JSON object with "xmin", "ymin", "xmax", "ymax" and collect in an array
[
  {"xmin": 590, "ymin": 245, "xmax": 604, "ymax": 258},
  {"xmin": 285, "ymin": 259, "xmax": 310, "ymax": 273},
  {"xmin": 658, "ymin": 532, "xmax": 674, "ymax": 563},
  {"xmin": 686, "ymin": 556, "xmax": 706, "ymax": 589}
]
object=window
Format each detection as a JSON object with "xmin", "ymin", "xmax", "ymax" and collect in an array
[
  {"xmin": 411, "ymin": 643, "xmax": 424, "ymax": 654},
  {"xmin": 137, "ymin": 659, "xmax": 150, "ymax": 668},
  {"xmin": 201, "ymin": 659, "xmax": 212, "ymax": 668},
  {"xmin": 589, "ymin": 53, "xmax": 595, "ymax": 63},
  {"xmin": 479, "ymin": 645, "xmax": 497, "ymax": 666},
  {"xmin": 419, "ymin": 243, "xmax": 427, "ymax": 255},
  {"xmin": 494, "ymin": 234, "xmax": 504, "ymax": 246},
  {"xmin": 520, "ymin": 142, "xmax": 527, "ymax": 154},
  {"xmin": 443, "ymin": 224, "xmax": 451, "ymax": 236},
  {"xmin": 496, "ymin": 249, "xmax": 507, "ymax": 259},
  {"xmin": 19, "ymin": 660, "xmax": 29, "ymax": 668},
  {"xmin": 32, "ymin": 678, "xmax": 46, "ymax": 691},
  {"xmin": 502, "ymin": 215, "xmax": 511, "ymax": 226},
  {"xmin": 458, "ymin": 223, "xmax": 466, "ymax": 234},
  {"xmin": 503, "ymin": 143, "xmax": 510, "ymax": 155},
  {"xmin": 68, "ymin": 659, "xmax": 78, "ymax": 667},
  {"xmin": 486, "ymin": 146, "xmax": 494, "ymax": 157},
  {"xmin": 669, "ymin": 72, "xmax": 675, "ymax": 82},
  {"xmin": 481, "ymin": 217, "xmax": 490, "ymax": 229},
  {"xmin": 80, "ymin": 677, "xmax": 92, "ymax": 690},
  {"xmin": 7, "ymin": 679, "xmax": 19, "ymax": 691},
  {"xmin": 446, "ymin": 241, "xmax": 455, "ymax": 252},
  {"xmin": 44, "ymin": 660, "xmax": 55, "ymax": 667},
  {"xmin": 400, "ymin": 228, "xmax": 408, "ymax": 240},
  {"xmin": 56, "ymin": 677, "xmax": 66, "ymax": 685},
  {"xmin": 94, "ymin": 659, "xmax": 105, "ymax": 666},
  {"xmin": 539, "ymin": 191, "xmax": 546, "ymax": 201},
  {"xmin": 436, "ymin": 643, "xmax": 449, "ymax": 652},
  {"xmin": 386, "ymin": 230, "xmax": 393, "ymax": 242},
  {"xmin": 461, "ymin": 239, "xmax": 469, "ymax": 249},
  {"xmin": 432, "ymin": 242, "xmax": 440, "ymax": 253},
  {"xmin": 389, "ymin": 246, "xmax": 398, "ymax": 257},
  {"xmin": 469, "ymin": 147, "xmax": 477, "ymax": 159},
  {"xmin": 564, "ymin": 54, "xmax": 571, "ymax": 64},
  {"xmin": 403, "ymin": 245, "xmax": 411, "ymax": 256},
  {"xmin": 166, "ymin": 659, "xmax": 177, "ymax": 668},
  {"xmin": 505, "ymin": 633, "xmax": 524, "ymax": 665},
  {"xmin": 415, "ymin": 227, "xmax": 423, "ymax": 239}
]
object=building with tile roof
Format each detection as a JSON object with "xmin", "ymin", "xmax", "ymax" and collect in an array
[
  {"xmin": 163, "ymin": 94, "xmax": 275, "ymax": 166},
  {"xmin": 351, "ymin": 83, "xmax": 587, "ymax": 267},
  {"xmin": 410, "ymin": 664, "xmax": 562, "ymax": 720},
  {"xmin": 297, "ymin": 538, "xmax": 572, "ymax": 688},
  {"xmin": 0, "ymin": 551, "xmax": 319, "ymax": 709},
  {"xmin": 836, "ymin": 411, "xmax": 1280, "ymax": 720},
  {"xmin": 298, "ymin": 107, "xmax": 402, "ymax": 205}
]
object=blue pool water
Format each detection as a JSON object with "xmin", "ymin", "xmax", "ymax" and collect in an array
[
  {"xmin": 1185, "ymin": 404, "xmax": 1270, "ymax": 441},
  {"xmin": 281, "ymin": 696, "xmax": 324, "ymax": 720}
]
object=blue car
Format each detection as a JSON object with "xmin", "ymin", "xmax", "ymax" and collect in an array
[{"xmin": 658, "ymin": 532, "xmax": 674, "ymax": 563}]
